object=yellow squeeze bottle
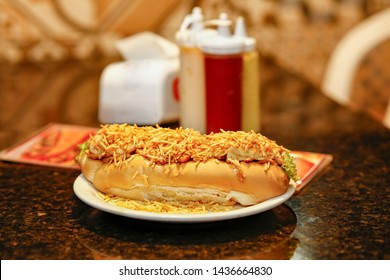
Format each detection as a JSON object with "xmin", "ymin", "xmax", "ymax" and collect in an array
[{"xmin": 235, "ymin": 17, "xmax": 261, "ymax": 132}]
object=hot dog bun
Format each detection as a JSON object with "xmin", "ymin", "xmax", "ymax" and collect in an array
[
  {"xmin": 76, "ymin": 124, "xmax": 298, "ymax": 206},
  {"xmin": 77, "ymin": 153, "xmax": 289, "ymax": 206}
]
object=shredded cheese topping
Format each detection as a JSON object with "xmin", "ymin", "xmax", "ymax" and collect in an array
[{"xmin": 86, "ymin": 124, "xmax": 289, "ymax": 171}]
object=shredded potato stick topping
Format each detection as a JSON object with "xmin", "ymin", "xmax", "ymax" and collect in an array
[
  {"xmin": 97, "ymin": 192, "xmax": 236, "ymax": 213},
  {"xmin": 86, "ymin": 124, "xmax": 288, "ymax": 170}
]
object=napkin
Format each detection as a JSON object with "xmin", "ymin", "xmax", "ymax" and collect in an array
[
  {"xmin": 115, "ymin": 32, "xmax": 179, "ymax": 60},
  {"xmin": 99, "ymin": 32, "xmax": 180, "ymax": 125}
]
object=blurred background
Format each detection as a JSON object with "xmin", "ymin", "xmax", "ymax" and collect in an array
[
  {"xmin": 1, "ymin": 0, "xmax": 389, "ymax": 82},
  {"xmin": 1, "ymin": 0, "xmax": 390, "ymax": 146}
]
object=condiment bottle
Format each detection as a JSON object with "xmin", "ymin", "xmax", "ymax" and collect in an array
[
  {"xmin": 234, "ymin": 16, "xmax": 261, "ymax": 132},
  {"xmin": 176, "ymin": 7, "xmax": 216, "ymax": 133},
  {"xmin": 200, "ymin": 13, "xmax": 245, "ymax": 133}
]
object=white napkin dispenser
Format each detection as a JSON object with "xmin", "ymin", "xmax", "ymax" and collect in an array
[{"xmin": 98, "ymin": 32, "xmax": 180, "ymax": 125}]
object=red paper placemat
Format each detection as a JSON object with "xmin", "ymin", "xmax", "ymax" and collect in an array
[
  {"xmin": 291, "ymin": 151, "xmax": 333, "ymax": 191},
  {"xmin": 0, "ymin": 123, "xmax": 97, "ymax": 169}
]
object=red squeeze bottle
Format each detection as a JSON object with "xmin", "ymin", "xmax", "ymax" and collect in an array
[
  {"xmin": 201, "ymin": 13, "xmax": 245, "ymax": 133},
  {"xmin": 204, "ymin": 53, "xmax": 243, "ymax": 133}
]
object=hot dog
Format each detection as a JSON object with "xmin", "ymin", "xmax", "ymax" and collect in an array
[{"xmin": 76, "ymin": 124, "xmax": 298, "ymax": 207}]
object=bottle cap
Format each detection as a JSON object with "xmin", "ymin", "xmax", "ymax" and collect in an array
[
  {"xmin": 200, "ymin": 13, "xmax": 245, "ymax": 55},
  {"xmin": 234, "ymin": 16, "xmax": 256, "ymax": 52},
  {"xmin": 175, "ymin": 7, "xmax": 217, "ymax": 47}
]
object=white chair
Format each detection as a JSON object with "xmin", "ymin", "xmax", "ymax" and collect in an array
[{"xmin": 321, "ymin": 8, "xmax": 390, "ymax": 128}]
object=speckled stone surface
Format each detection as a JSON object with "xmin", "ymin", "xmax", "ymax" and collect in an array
[
  {"xmin": 0, "ymin": 59, "xmax": 389, "ymax": 259},
  {"xmin": 0, "ymin": 163, "xmax": 298, "ymax": 260}
]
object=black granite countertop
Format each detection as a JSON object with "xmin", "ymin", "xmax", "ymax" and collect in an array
[{"xmin": 0, "ymin": 58, "xmax": 389, "ymax": 259}]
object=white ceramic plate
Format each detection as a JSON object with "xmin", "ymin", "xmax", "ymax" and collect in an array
[{"xmin": 73, "ymin": 174, "xmax": 296, "ymax": 223}]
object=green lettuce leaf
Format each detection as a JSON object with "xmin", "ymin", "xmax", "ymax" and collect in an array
[{"xmin": 282, "ymin": 152, "xmax": 299, "ymax": 182}]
